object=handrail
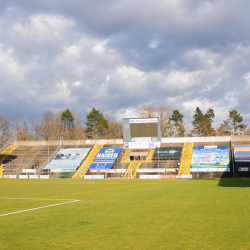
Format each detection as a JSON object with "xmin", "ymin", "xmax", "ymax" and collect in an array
[
  {"xmin": 0, "ymin": 140, "xmax": 13, "ymax": 154},
  {"xmin": 35, "ymin": 144, "xmax": 61, "ymax": 174}
]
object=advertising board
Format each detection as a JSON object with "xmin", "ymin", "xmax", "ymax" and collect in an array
[
  {"xmin": 89, "ymin": 169, "xmax": 126, "ymax": 173},
  {"xmin": 123, "ymin": 141, "xmax": 160, "ymax": 149},
  {"xmin": 84, "ymin": 175, "xmax": 104, "ymax": 179},
  {"xmin": 19, "ymin": 175, "xmax": 29, "ymax": 178},
  {"xmin": 136, "ymin": 168, "xmax": 165, "ymax": 173},
  {"xmin": 29, "ymin": 175, "xmax": 39, "ymax": 178},
  {"xmin": 88, "ymin": 163, "xmax": 114, "ymax": 169},
  {"xmin": 238, "ymin": 167, "xmax": 249, "ymax": 171},
  {"xmin": 44, "ymin": 148, "xmax": 91, "ymax": 171},
  {"xmin": 22, "ymin": 169, "xmax": 36, "ymax": 173},
  {"xmin": 40, "ymin": 175, "xmax": 50, "ymax": 179},
  {"xmin": 190, "ymin": 145, "xmax": 230, "ymax": 172},
  {"xmin": 152, "ymin": 147, "xmax": 182, "ymax": 159},
  {"xmin": 140, "ymin": 175, "xmax": 161, "ymax": 179},
  {"xmin": 93, "ymin": 148, "xmax": 121, "ymax": 162},
  {"xmin": 234, "ymin": 145, "xmax": 250, "ymax": 162},
  {"xmin": 160, "ymin": 175, "xmax": 181, "ymax": 179}
]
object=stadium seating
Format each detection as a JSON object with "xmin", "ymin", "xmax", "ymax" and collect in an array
[{"xmin": 72, "ymin": 144, "xmax": 104, "ymax": 179}]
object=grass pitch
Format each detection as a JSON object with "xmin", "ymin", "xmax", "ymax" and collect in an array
[{"xmin": 0, "ymin": 178, "xmax": 250, "ymax": 250}]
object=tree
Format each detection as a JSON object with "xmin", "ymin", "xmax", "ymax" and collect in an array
[
  {"xmin": 136, "ymin": 104, "xmax": 172, "ymax": 137},
  {"xmin": 216, "ymin": 123, "xmax": 229, "ymax": 136},
  {"xmin": 0, "ymin": 115, "xmax": 11, "ymax": 147},
  {"xmin": 85, "ymin": 108, "xmax": 108, "ymax": 139},
  {"xmin": 223, "ymin": 109, "xmax": 246, "ymax": 135},
  {"xmin": 36, "ymin": 111, "xmax": 55, "ymax": 140},
  {"xmin": 104, "ymin": 113, "xmax": 123, "ymax": 139},
  {"xmin": 169, "ymin": 110, "xmax": 185, "ymax": 137},
  {"xmin": 191, "ymin": 107, "xmax": 215, "ymax": 136},
  {"xmin": 61, "ymin": 109, "xmax": 74, "ymax": 131}
]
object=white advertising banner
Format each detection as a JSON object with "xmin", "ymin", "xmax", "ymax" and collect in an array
[
  {"xmin": 84, "ymin": 175, "xmax": 104, "ymax": 179},
  {"xmin": 19, "ymin": 175, "xmax": 29, "ymax": 178},
  {"xmin": 40, "ymin": 175, "xmax": 50, "ymax": 179},
  {"xmin": 181, "ymin": 175, "xmax": 193, "ymax": 179},
  {"xmin": 89, "ymin": 169, "xmax": 126, "ymax": 173},
  {"xmin": 190, "ymin": 168, "xmax": 229, "ymax": 172},
  {"xmin": 238, "ymin": 167, "xmax": 249, "ymax": 172},
  {"xmin": 140, "ymin": 175, "xmax": 161, "ymax": 179},
  {"xmin": 4, "ymin": 175, "xmax": 17, "ymax": 178},
  {"xmin": 137, "ymin": 168, "xmax": 165, "ymax": 173},
  {"xmin": 124, "ymin": 141, "xmax": 160, "ymax": 149},
  {"xmin": 130, "ymin": 118, "xmax": 158, "ymax": 123},
  {"xmin": 29, "ymin": 175, "xmax": 39, "ymax": 179},
  {"xmin": 22, "ymin": 169, "xmax": 36, "ymax": 173}
]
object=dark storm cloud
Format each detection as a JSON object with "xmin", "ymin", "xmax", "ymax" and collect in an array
[{"xmin": 0, "ymin": 0, "xmax": 250, "ymax": 128}]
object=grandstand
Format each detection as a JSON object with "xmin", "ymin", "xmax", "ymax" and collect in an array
[{"xmin": 1, "ymin": 135, "xmax": 250, "ymax": 179}]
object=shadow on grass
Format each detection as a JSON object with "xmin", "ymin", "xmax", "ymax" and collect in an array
[{"xmin": 218, "ymin": 177, "xmax": 250, "ymax": 187}]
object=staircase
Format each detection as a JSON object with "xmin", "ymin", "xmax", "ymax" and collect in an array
[
  {"xmin": 178, "ymin": 143, "xmax": 194, "ymax": 175},
  {"xmin": 132, "ymin": 161, "xmax": 141, "ymax": 177},
  {"xmin": 121, "ymin": 150, "xmax": 131, "ymax": 163},
  {"xmin": 123, "ymin": 162, "xmax": 134, "ymax": 178},
  {"xmin": 0, "ymin": 145, "xmax": 18, "ymax": 178},
  {"xmin": 145, "ymin": 150, "xmax": 154, "ymax": 163},
  {"xmin": 72, "ymin": 144, "xmax": 104, "ymax": 179}
]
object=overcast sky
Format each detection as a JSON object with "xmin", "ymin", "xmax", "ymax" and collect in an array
[{"xmin": 1, "ymin": 0, "xmax": 250, "ymax": 128}]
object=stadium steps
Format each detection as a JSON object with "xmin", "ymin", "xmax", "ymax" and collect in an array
[
  {"xmin": 123, "ymin": 162, "xmax": 134, "ymax": 178},
  {"xmin": 145, "ymin": 150, "xmax": 154, "ymax": 162},
  {"xmin": 178, "ymin": 143, "xmax": 194, "ymax": 175},
  {"xmin": 132, "ymin": 161, "xmax": 141, "ymax": 177},
  {"xmin": 0, "ymin": 145, "xmax": 18, "ymax": 177},
  {"xmin": 72, "ymin": 144, "xmax": 104, "ymax": 179},
  {"xmin": 35, "ymin": 145, "xmax": 61, "ymax": 175},
  {"xmin": 183, "ymin": 143, "xmax": 194, "ymax": 175},
  {"xmin": 121, "ymin": 150, "xmax": 131, "ymax": 163},
  {"xmin": 178, "ymin": 143, "xmax": 187, "ymax": 175}
]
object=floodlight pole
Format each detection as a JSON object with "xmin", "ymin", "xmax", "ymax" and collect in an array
[
  {"xmin": 196, "ymin": 142, "xmax": 198, "ymax": 179},
  {"xmin": 158, "ymin": 145, "xmax": 159, "ymax": 175},
  {"xmin": 231, "ymin": 138, "xmax": 235, "ymax": 178}
]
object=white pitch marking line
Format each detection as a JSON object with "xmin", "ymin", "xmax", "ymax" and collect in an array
[
  {"xmin": 0, "ymin": 197, "xmax": 78, "ymax": 201},
  {"xmin": 0, "ymin": 199, "xmax": 80, "ymax": 217},
  {"xmin": 243, "ymin": 177, "xmax": 250, "ymax": 182}
]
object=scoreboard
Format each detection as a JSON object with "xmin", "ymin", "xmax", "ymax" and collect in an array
[
  {"xmin": 122, "ymin": 118, "xmax": 161, "ymax": 149},
  {"xmin": 130, "ymin": 122, "xmax": 158, "ymax": 138}
]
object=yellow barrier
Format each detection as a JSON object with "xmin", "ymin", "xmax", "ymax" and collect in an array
[
  {"xmin": 72, "ymin": 144, "xmax": 104, "ymax": 179},
  {"xmin": 178, "ymin": 143, "xmax": 194, "ymax": 175},
  {"xmin": 0, "ymin": 145, "xmax": 18, "ymax": 178}
]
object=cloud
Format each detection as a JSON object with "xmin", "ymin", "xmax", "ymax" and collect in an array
[{"xmin": 0, "ymin": 0, "xmax": 250, "ymax": 130}]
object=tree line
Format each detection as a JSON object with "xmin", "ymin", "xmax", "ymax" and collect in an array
[{"xmin": 0, "ymin": 105, "xmax": 249, "ymax": 147}]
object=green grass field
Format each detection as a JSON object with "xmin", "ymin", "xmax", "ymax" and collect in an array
[{"xmin": 0, "ymin": 178, "xmax": 250, "ymax": 250}]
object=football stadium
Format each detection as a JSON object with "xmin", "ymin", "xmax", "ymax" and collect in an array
[{"xmin": 1, "ymin": 118, "xmax": 250, "ymax": 249}]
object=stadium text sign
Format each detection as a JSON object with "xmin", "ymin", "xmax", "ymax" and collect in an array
[{"xmin": 190, "ymin": 145, "xmax": 230, "ymax": 172}]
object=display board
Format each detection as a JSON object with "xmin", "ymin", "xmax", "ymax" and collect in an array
[
  {"xmin": 88, "ymin": 163, "xmax": 114, "ymax": 169},
  {"xmin": 152, "ymin": 147, "xmax": 182, "ymax": 159},
  {"xmin": 190, "ymin": 145, "xmax": 230, "ymax": 172},
  {"xmin": 44, "ymin": 148, "xmax": 90, "ymax": 171},
  {"xmin": 93, "ymin": 148, "xmax": 121, "ymax": 162},
  {"xmin": 89, "ymin": 148, "xmax": 121, "ymax": 169},
  {"xmin": 123, "ymin": 118, "xmax": 161, "ymax": 149},
  {"xmin": 234, "ymin": 145, "xmax": 250, "ymax": 162}
]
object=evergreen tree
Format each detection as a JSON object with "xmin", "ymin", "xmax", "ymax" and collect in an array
[
  {"xmin": 61, "ymin": 109, "xmax": 74, "ymax": 131},
  {"xmin": 169, "ymin": 110, "xmax": 185, "ymax": 137},
  {"xmin": 223, "ymin": 109, "xmax": 246, "ymax": 135},
  {"xmin": 85, "ymin": 108, "xmax": 108, "ymax": 139},
  {"xmin": 192, "ymin": 107, "xmax": 215, "ymax": 136}
]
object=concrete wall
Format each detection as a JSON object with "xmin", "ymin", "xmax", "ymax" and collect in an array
[
  {"xmin": 14, "ymin": 139, "xmax": 123, "ymax": 146},
  {"xmin": 161, "ymin": 136, "xmax": 231, "ymax": 143},
  {"xmin": 13, "ymin": 136, "xmax": 250, "ymax": 146}
]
